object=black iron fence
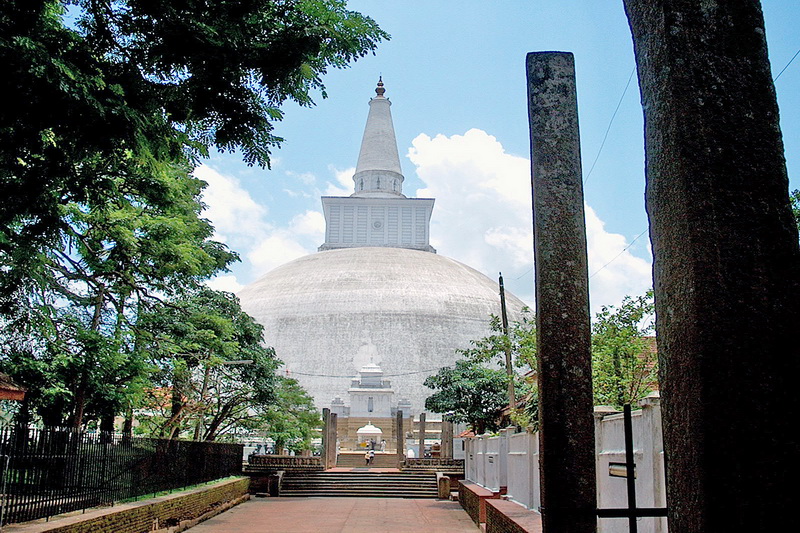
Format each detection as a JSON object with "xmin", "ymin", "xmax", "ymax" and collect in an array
[{"xmin": 0, "ymin": 425, "xmax": 243, "ymax": 526}]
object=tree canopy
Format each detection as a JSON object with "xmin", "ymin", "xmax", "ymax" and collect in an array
[
  {"xmin": 424, "ymin": 309, "xmax": 537, "ymax": 434},
  {"xmin": 259, "ymin": 376, "xmax": 321, "ymax": 453},
  {"xmin": 426, "ymin": 289, "xmax": 660, "ymax": 434},
  {"xmin": 0, "ymin": 0, "xmax": 387, "ymax": 294},
  {"xmin": 135, "ymin": 288, "xmax": 280, "ymax": 440},
  {"xmin": 591, "ymin": 290, "xmax": 657, "ymax": 408},
  {"xmin": 0, "ymin": 0, "xmax": 385, "ymax": 436}
]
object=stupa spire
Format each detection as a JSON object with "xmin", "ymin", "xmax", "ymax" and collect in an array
[{"xmin": 352, "ymin": 78, "xmax": 405, "ymax": 198}]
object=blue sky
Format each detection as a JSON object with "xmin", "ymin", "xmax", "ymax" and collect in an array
[{"xmin": 199, "ymin": 1, "xmax": 800, "ymax": 313}]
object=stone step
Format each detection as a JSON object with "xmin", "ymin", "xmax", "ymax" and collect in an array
[
  {"xmin": 284, "ymin": 482, "xmax": 436, "ymax": 489},
  {"xmin": 286, "ymin": 477, "xmax": 435, "ymax": 484},
  {"xmin": 281, "ymin": 471, "xmax": 438, "ymax": 499},
  {"xmin": 287, "ymin": 473, "xmax": 433, "ymax": 477},
  {"xmin": 336, "ymin": 452, "xmax": 397, "ymax": 467},
  {"xmin": 281, "ymin": 488, "xmax": 437, "ymax": 497}
]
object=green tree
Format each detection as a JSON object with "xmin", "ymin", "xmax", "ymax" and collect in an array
[
  {"xmin": 261, "ymin": 377, "xmax": 321, "ymax": 453},
  {"xmin": 790, "ymin": 189, "xmax": 800, "ymax": 233},
  {"xmin": 591, "ymin": 290, "xmax": 657, "ymax": 408},
  {"xmin": 457, "ymin": 310, "xmax": 537, "ymax": 369},
  {"xmin": 0, "ymin": 165, "xmax": 235, "ymax": 428},
  {"xmin": 0, "ymin": 0, "xmax": 387, "ymax": 297},
  {"xmin": 424, "ymin": 360, "xmax": 508, "ymax": 435},
  {"xmin": 425, "ymin": 309, "xmax": 538, "ymax": 433},
  {"xmin": 136, "ymin": 288, "xmax": 278, "ymax": 440}
]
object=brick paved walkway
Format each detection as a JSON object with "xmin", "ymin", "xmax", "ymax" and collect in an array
[{"xmin": 187, "ymin": 497, "xmax": 478, "ymax": 532}]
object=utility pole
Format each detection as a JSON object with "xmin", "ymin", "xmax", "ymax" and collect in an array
[{"xmin": 499, "ymin": 273, "xmax": 516, "ymax": 412}]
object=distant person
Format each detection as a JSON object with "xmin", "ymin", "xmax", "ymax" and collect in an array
[
  {"xmin": 407, "ymin": 448, "xmax": 415, "ymax": 459},
  {"xmin": 369, "ymin": 449, "xmax": 375, "ymax": 465},
  {"xmin": 380, "ymin": 439, "xmax": 386, "ymax": 452},
  {"xmin": 365, "ymin": 450, "xmax": 370, "ymax": 466}
]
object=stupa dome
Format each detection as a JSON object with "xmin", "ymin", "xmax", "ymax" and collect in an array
[{"xmin": 237, "ymin": 246, "xmax": 528, "ymax": 414}]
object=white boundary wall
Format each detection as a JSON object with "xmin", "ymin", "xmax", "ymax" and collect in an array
[{"xmin": 464, "ymin": 394, "xmax": 666, "ymax": 533}]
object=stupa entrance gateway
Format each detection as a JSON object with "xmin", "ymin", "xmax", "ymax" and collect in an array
[{"xmin": 328, "ymin": 353, "xmax": 443, "ymax": 455}]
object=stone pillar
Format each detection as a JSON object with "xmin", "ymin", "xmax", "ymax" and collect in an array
[
  {"xmin": 441, "ymin": 419, "xmax": 453, "ymax": 459},
  {"xmin": 418, "ymin": 413, "xmax": 426, "ymax": 459},
  {"xmin": 396, "ymin": 410, "xmax": 405, "ymax": 468},
  {"xmin": 331, "ymin": 413, "xmax": 338, "ymax": 465},
  {"xmin": 326, "ymin": 412, "xmax": 338, "ymax": 470},
  {"xmin": 322, "ymin": 408, "xmax": 331, "ymax": 469},
  {"xmin": 623, "ymin": 3, "xmax": 800, "ymax": 530},
  {"xmin": 527, "ymin": 52, "xmax": 596, "ymax": 532}
]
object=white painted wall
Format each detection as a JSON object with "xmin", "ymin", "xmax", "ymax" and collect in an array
[{"xmin": 465, "ymin": 394, "xmax": 667, "ymax": 533}]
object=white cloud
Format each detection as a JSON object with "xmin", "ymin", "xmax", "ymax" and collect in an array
[
  {"xmin": 205, "ymin": 274, "xmax": 244, "ymax": 294},
  {"xmin": 407, "ymin": 128, "xmax": 652, "ymax": 312},
  {"xmin": 283, "ymin": 188, "xmax": 312, "ymax": 198},
  {"xmin": 245, "ymin": 211, "xmax": 325, "ymax": 273},
  {"xmin": 196, "ymin": 165, "xmax": 269, "ymax": 248},
  {"xmin": 286, "ymin": 170, "xmax": 316, "ymax": 185},
  {"xmin": 290, "ymin": 210, "xmax": 326, "ymax": 237},
  {"xmin": 585, "ymin": 206, "xmax": 652, "ymax": 310},
  {"xmin": 197, "ymin": 164, "xmax": 321, "ymax": 288},
  {"xmin": 409, "ymin": 129, "xmax": 535, "ymax": 301},
  {"xmin": 323, "ymin": 165, "xmax": 355, "ymax": 196},
  {"xmin": 247, "ymin": 233, "xmax": 311, "ymax": 274}
]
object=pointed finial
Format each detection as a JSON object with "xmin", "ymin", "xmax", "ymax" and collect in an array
[{"xmin": 375, "ymin": 76, "xmax": 386, "ymax": 97}]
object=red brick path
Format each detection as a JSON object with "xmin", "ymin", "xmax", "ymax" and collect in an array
[{"xmin": 187, "ymin": 496, "xmax": 478, "ymax": 532}]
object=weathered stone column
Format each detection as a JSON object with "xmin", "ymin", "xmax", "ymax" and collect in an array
[
  {"xmin": 418, "ymin": 413, "xmax": 426, "ymax": 459},
  {"xmin": 322, "ymin": 408, "xmax": 331, "ymax": 469},
  {"xmin": 441, "ymin": 419, "xmax": 453, "ymax": 459},
  {"xmin": 527, "ymin": 51, "xmax": 596, "ymax": 533},
  {"xmin": 396, "ymin": 410, "xmax": 405, "ymax": 468},
  {"xmin": 623, "ymin": 3, "xmax": 800, "ymax": 531},
  {"xmin": 327, "ymin": 412, "xmax": 338, "ymax": 469}
]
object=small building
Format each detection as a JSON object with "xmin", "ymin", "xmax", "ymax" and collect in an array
[{"xmin": 0, "ymin": 372, "xmax": 25, "ymax": 401}]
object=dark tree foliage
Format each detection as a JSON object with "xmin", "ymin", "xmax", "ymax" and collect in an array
[
  {"xmin": 424, "ymin": 310, "xmax": 537, "ymax": 433},
  {"xmin": 424, "ymin": 360, "xmax": 508, "ymax": 435},
  {"xmin": 591, "ymin": 290, "xmax": 657, "ymax": 408},
  {"xmin": 0, "ymin": 165, "xmax": 235, "ymax": 427},
  {"xmin": 259, "ymin": 376, "xmax": 321, "ymax": 452},
  {"xmin": 0, "ymin": 0, "xmax": 387, "ymax": 296},
  {"xmin": 136, "ymin": 288, "xmax": 280, "ymax": 440}
]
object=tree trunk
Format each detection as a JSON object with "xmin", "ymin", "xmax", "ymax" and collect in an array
[
  {"xmin": 70, "ymin": 385, "xmax": 86, "ymax": 429},
  {"xmin": 122, "ymin": 408, "xmax": 134, "ymax": 443},
  {"xmin": 623, "ymin": 1, "xmax": 800, "ymax": 530},
  {"xmin": 100, "ymin": 410, "xmax": 115, "ymax": 443},
  {"xmin": 203, "ymin": 404, "xmax": 233, "ymax": 441}
]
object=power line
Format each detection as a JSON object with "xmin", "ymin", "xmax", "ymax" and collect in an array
[
  {"xmin": 287, "ymin": 368, "xmax": 443, "ymax": 379},
  {"xmin": 589, "ymin": 228, "xmax": 648, "ymax": 279},
  {"xmin": 583, "ymin": 67, "xmax": 637, "ymax": 186},
  {"xmin": 515, "ymin": 266, "xmax": 533, "ymax": 280},
  {"xmin": 774, "ymin": 47, "xmax": 800, "ymax": 82}
]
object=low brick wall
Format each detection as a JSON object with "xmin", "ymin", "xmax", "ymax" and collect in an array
[
  {"xmin": 485, "ymin": 499, "xmax": 542, "ymax": 533},
  {"xmin": 245, "ymin": 454, "xmax": 323, "ymax": 472},
  {"xmin": 458, "ymin": 480, "xmax": 499, "ymax": 525},
  {"xmin": 6, "ymin": 477, "xmax": 250, "ymax": 533}
]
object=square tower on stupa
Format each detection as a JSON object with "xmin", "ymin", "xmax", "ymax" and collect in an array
[{"xmin": 318, "ymin": 77, "xmax": 435, "ymax": 253}]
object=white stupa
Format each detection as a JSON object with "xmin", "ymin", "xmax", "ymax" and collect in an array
[{"xmin": 237, "ymin": 79, "xmax": 527, "ymax": 414}]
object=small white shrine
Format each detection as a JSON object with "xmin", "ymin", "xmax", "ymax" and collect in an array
[{"xmin": 356, "ymin": 421, "xmax": 383, "ymax": 446}]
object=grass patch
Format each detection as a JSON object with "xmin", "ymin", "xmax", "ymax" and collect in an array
[{"xmin": 117, "ymin": 476, "xmax": 242, "ymax": 504}]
